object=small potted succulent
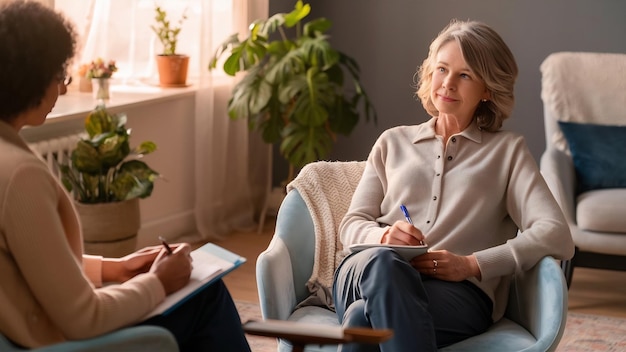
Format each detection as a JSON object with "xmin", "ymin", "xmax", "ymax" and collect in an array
[
  {"xmin": 59, "ymin": 106, "xmax": 159, "ymax": 257},
  {"xmin": 151, "ymin": 5, "xmax": 189, "ymax": 87}
]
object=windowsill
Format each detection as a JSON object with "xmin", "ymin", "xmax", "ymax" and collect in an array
[{"xmin": 47, "ymin": 79, "xmax": 199, "ymax": 123}]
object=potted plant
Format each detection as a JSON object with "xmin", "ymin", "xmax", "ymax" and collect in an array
[
  {"xmin": 58, "ymin": 106, "xmax": 159, "ymax": 257},
  {"xmin": 85, "ymin": 58, "xmax": 118, "ymax": 104},
  {"xmin": 209, "ymin": 0, "xmax": 376, "ymax": 182},
  {"xmin": 151, "ymin": 5, "xmax": 189, "ymax": 87}
]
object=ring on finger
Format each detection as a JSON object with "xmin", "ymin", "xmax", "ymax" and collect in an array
[{"xmin": 433, "ymin": 259, "xmax": 438, "ymax": 268}]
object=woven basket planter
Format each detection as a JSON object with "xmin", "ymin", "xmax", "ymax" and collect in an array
[{"xmin": 75, "ymin": 198, "xmax": 140, "ymax": 258}]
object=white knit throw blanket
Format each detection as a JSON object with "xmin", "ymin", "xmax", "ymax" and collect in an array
[{"xmin": 286, "ymin": 161, "xmax": 365, "ymax": 310}]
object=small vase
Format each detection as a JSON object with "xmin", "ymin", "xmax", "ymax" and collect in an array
[{"xmin": 92, "ymin": 77, "xmax": 111, "ymax": 105}]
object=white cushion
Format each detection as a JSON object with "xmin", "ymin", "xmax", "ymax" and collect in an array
[{"xmin": 577, "ymin": 189, "xmax": 626, "ymax": 233}]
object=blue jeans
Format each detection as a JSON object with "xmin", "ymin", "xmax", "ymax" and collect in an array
[
  {"xmin": 333, "ymin": 248, "xmax": 492, "ymax": 352},
  {"xmin": 140, "ymin": 279, "xmax": 250, "ymax": 352}
]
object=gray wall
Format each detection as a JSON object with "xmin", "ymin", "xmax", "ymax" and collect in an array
[{"xmin": 270, "ymin": 0, "xmax": 626, "ymax": 183}]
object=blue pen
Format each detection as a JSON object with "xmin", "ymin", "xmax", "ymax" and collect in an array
[
  {"xmin": 400, "ymin": 204, "xmax": 413, "ymax": 225},
  {"xmin": 400, "ymin": 204, "xmax": 425, "ymax": 245}
]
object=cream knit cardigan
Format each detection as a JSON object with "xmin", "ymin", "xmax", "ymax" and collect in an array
[{"xmin": 286, "ymin": 161, "xmax": 365, "ymax": 310}]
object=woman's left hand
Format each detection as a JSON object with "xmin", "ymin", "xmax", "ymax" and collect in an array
[
  {"xmin": 410, "ymin": 250, "xmax": 481, "ymax": 281},
  {"xmin": 102, "ymin": 244, "xmax": 186, "ymax": 283}
]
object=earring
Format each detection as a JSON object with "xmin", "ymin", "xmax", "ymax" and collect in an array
[{"xmin": 481, "ymin": 99, "xmax": 488, "ymax": 102}]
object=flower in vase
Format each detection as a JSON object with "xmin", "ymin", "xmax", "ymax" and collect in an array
[{"xmin": 86, "ymin": 58, "xmax": 118, "ymax": 79}]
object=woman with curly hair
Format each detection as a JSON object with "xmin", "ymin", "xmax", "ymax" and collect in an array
[{"xmin": 0, "ymin": 2, "xmax": 249, "ymax": 351}]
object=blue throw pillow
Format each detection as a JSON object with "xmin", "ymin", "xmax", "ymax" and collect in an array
[{"xmin": 558, "ymin": 121, "xmax": 626, "ymax": 194}]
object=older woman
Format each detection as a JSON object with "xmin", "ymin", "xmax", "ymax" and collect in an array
[
  {"xmin": 0, "ymin": 2, "xmax": 249, "ymax": 351},
  {"xmin": 332, "ymin": 19, "xmax": 574, "ymax": 351}
]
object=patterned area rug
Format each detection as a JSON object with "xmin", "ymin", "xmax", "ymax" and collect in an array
[
  {"xmin": 236, "ymin": 301, "xmax": 278, "ymax": 351},
  {"xmin": 236, "ymin": 301, "xmax": 626, "ymax": 352},
  {"xmin": 557, "ymin": 313, "xmax": 626, "ymax": 351}
]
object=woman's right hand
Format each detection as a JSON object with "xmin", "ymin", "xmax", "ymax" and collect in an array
[
  {"xmin": 381, "ymin": 221, "xmax": 425, "ymax": 246},
  {"xmin": 150, "ymin": 243, "xmax": 192, "ymax": 295}
]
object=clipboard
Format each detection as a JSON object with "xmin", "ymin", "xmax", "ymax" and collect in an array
[{"xmin": 145, "ymin": 243, "xmax": 246, "ymax": 318}]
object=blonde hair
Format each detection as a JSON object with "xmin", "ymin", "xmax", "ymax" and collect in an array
[{"xmin": 415, "ymin": 19, "xmax": 518, "ymax": 131}]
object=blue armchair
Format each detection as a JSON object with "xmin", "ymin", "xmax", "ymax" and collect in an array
[
  {"xmin": 0, "ymin": 326, "xmax": 178, "ymax": 351},
  {"xmin": 256, "ymin": 161, "xmax": 569, "ymax": 352}
]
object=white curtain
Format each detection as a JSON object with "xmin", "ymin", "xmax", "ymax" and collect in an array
[
  {"xmin": 193, "ymin": 0, "xmax": 270, "ymax": 239},
  {"xmin": 55, "ymin": 0, "xmax": 270, "ymax": 240}
]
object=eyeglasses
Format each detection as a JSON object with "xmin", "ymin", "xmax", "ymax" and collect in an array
[
  {"xmin": 55, "ymin": 70, "xmax": 67, "ymax": 83},
  {"xmin": 55, "ymin": 70, "xmax": 72, "ymax": 87}
]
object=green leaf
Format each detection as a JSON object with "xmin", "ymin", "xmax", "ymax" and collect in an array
[
  {"xmin": 300, "ymin": 35, "xmax": 339, "ymax": 70},
  {"xmin": 209, "ymin": 33, "xmax": 240, "ymax": 70},
  {"xmin": 277, "ymin": 73, "xmax": 307, "ymax": 104},
  {"xmin": 329, "ymin": 97, "xmax": 359, "ymax": 135},
  {"xmin": 264, "ymin": 41, "xmax": 304, "ymax": 84},
  {"xmin": 85, "ymin": 107, "xmax": 113, "ymax": 137},
  {"xmin": 80, "ymin": 173, "xmax": 103, "ymax": 203},
  {"xmin": 259, "ymin": 111, "xmax": 285, "ymax": 144},
  {"xmin": 112, "ymin": 160, "xmax": 160, "ymax": 200},
  {"xmin": 71, "ymin": 140, "xmax": 101, "ymax": 174},
  {"xmin": 134, "ymin": 141, "xmax": 157, "ymax": 155},
  {"xmin": 228, "ymin": 65, "xmax": 272, "ymax": 119},
  {"xmin": 303, "ymin": 18, "xmax": 332, "ymax": 37},
  {"xmin": 291, "ymin": 67, "xmax": 334, "ymax": 127},
  {"xmin": 98, "ymin": 133, "xmax": 130, "ymax": 170},
  {"xmin": 260, "ymin": 13, "xmax": 287, "ymax": 37},
  {"xmin": 284, "ymin": 0, "xmax": 310, "ymax": 28},
  {"xmin": 280, "ymin": 123, "xmax": 333, "ymax": 168}
]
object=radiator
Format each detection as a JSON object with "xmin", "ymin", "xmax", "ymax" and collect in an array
[{"xmin": 27, "ymin": 132, "xmax": 86, "ymax": 179}]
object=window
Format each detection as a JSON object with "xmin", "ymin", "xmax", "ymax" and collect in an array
[{"xmin": 54, "ymin": 0, "xmax": 234, "ymax": 85}]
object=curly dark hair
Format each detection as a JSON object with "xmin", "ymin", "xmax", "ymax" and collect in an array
[{"xmin": 0, "ymin": 0, "xmax": 77, "ymax": 122}]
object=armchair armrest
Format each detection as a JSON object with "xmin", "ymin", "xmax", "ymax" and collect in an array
[
  {"xmin": 256, "ymin": 189, "xmax": 316, "ymax": 321},
  {"xmin": 30, "ymin": 326, "xmax": 177, "ymax": 352},
  {"xmin": 505, "ymin": 256, "xmax": 568, "ymax": 352},
  {"xmin": 243, "ymin": 319, "xmax": 392, "ymax": 352},
  {"xmin": 540, "ymin": 148, "xmax": 576, "ymax": 223},
  {"xmin": 256, "ymin": 236, "xmax": 299, "ymax": 320}
]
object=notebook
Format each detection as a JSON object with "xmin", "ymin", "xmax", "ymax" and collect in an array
[{"xmin": 347, "ymin": 243, "xmax": 428, "ymax": 261}]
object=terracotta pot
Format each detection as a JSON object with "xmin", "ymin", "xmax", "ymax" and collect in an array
[
  {"xmin": 75, "ymin": 198, "xmax": 140, "ymax": 258},
  {"xmin": 156, "ymin": 54, "xmax": 189, "ymax": 87},
  {"xmin": 78, "ymin": 76, "xmax": 92, "ymax": 92}
]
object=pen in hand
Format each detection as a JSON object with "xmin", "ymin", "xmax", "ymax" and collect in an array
[
  {"xmin": 400, "ymin": 204, "xmax": 425, "ymax": 246},
  {"xmin": 159, "ymin": 236, "xmax": 174, "ymax": 255}
]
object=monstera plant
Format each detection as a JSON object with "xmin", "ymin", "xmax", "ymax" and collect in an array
[
  {"xmin": 209, "ymin": 0, "xmax": 376, "ymax": 181},
  {"xmin": 59, "ymin": 106, "xmax": 159, "ymax": 204}
]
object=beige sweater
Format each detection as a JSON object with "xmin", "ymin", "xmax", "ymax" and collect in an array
[
  {"xmin": 339, "ymin": 117, "xmax": 575, "ymax": 321},
  {"xmin": 0, "ymin": 121, "xmax": 165, "ymax": 348}
]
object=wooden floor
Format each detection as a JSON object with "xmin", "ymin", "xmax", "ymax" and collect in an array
[{"xmin": 212, "ymin": 217, "xmax": 626, "ymax": 319}]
